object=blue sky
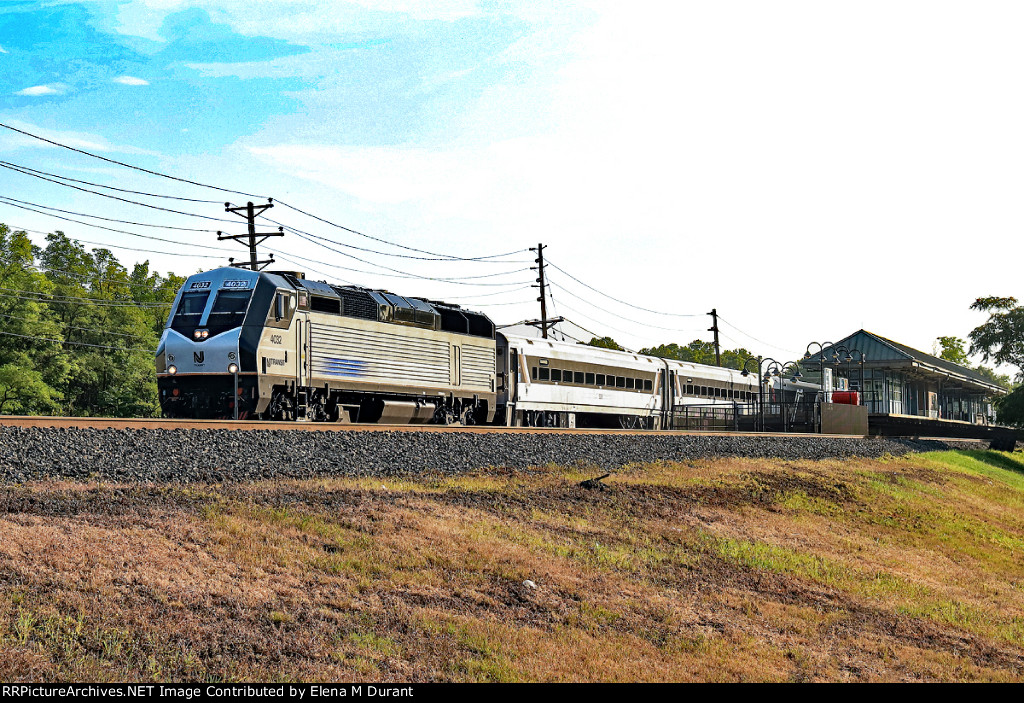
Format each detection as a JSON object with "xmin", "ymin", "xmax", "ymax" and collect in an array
[{"xmin": 2, "ymin": 1, "xmax": 1024, "ymax": 362}]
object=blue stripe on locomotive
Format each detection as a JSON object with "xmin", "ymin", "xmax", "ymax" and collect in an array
[{"xmin": 319, "ymin": 357, "xmax": 370, "ymax": 377}]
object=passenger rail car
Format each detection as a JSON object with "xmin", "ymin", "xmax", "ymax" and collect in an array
[
  {"xmin": 496, "ymin": 335, "xmax": 757, "ymax": 429},
  {"xmin": 157, "ymin": 268, "xmax": 756, "ymax": 428}
]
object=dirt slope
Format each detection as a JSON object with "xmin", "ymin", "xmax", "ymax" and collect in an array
[{"xmin": 1, "ymin": 450, "xmax": 1022, "ymax": 682}]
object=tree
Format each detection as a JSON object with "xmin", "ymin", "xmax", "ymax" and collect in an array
[
  {"xmin": 934, "ymin": 336, "xmax": 969, "ymax": 366},
  {"xmin": 969, "ymin": 297, "xmax": 1024, "ymax": 426},
  {"xmin": 969, "ymin": 297, "xmax": 1024, "ymax": 379},
  {"xmin": 588, "ymin": 336, "xmax": 625, "ymax": 351},
  {"xmin": 639, "ymin": 339, "xmax": 755, "ymax": 371},
  {"xmin": 0, "ymin": 225, "xmax": 69, "ymax": 414}
]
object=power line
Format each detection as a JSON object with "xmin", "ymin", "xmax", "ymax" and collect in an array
[
  {"xmin": 287, "ymin": 230, "xmax": 532, "ymax": 286},
  {"xmin": 264, "ymin": 216, "xmax": 530, "ymax": 264},
  {"xmin": 0, "ymin": 286, "xmax": 170, "ymax": 308},
  {"xmin": 0, "ymin": 159, "xmax": 223, "ymax": 204},
  {"xmin": 0, "ymin": 195, "xmax": 214, "ymax": 232},
  {"xmin": 0, "ymin": 121, "xmax": 528, "ymax": 263},
  {"xmin": 0, "ymin": 161, "xmax": 242, "ymax": 224},
  {"xmin": 545, "ymin": 258, "xmax": 701, "ymax": 318},
  {"xmin": 0, "ymin": 121, "xmax": 266, "ymax": 200},
  {"xmin": 7, "ymin": 224, "xmax": 225, "ymax": 260},
  {"xmin": 0, "ymin": 311, "xmax": 156, "ymax": 340},
  {"xmin": 0, "ymin": 200, "xmax": 250, "ymax": 254},
  {"xmin": 0, "ymin": 328, "xmax": 154, "ymax": 353},
  {"xmin": 546, "ymin": 279, "xmax": 705, "ymax": 334},
  {"xmin": 271, "ymin": 200, "xmax": 528, "ymax": 262},
  {"xmin": 716, "ymin": 316, "xmax": 802, "ymax": 357}
]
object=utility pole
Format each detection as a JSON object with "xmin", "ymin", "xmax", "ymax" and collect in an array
[
  {"xmin": 219, "ymin": 200, "xmax": 283, "ymax": 271},
  {"xmin": 524, "ymin": 242, "xmax": 563, "ymax": 339},
  {"xmin": 707, "ymin": 308, "xmax": 721, "ymax": 367}
]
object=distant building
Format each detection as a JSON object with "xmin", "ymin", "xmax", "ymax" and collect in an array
[{"xmin": 803, "ymin": 330, "xmax": 1006, "ymax": 426}]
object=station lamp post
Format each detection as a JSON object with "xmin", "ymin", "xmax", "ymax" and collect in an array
[
  {"xmin": 803, "ymin": 341, "xmax": 838, "ymax": 402},
  {"xmin": 834, "ymin": 345, "xmax": 867, "ymax": 406},
  {"xmin": 740, "ymin": 355, "xmax": 762, "ymax": 431}
]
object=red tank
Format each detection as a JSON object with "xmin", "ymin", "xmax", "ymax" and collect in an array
[{"xmin": 831, "ymin": 391, "xmax": 860, "ymax": 405}]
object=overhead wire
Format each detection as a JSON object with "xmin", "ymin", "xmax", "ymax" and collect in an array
[
  {"xmin": 716, "ymin": 315, "xmax": 802, "ymax": 357},
  {"xmin": 0, "ymin": 328, "xmax": 154, "ymax": 352},
  {"xmin": 263, "ymin": 216, "xmax": 530, "ymax": 264},
  {"xmin": 0, "ymin": 195, "xmax": 215, "ymax": 232},
  {"xmin": 0, "ymin": 310, "xmax": 156, "ymax": 340},
  {"xmin": 0, "ymin": 160, "xmax": 242, "ymax": 223},
  {"xmin": 0, "ymin": 159, "xmax": 223, "ymax": 204},
  {"xmin": 0, "ymin": 286, "xmax": 170, "ymax": 308},
  {"xmin": 0, "ymin": 202, "xmax": 254, "ymax": 255},
  {"xmin": 544, "ymin": 258, "xmax": 701, "ymax": 318},
  {"xmin": 1, "ymin": 121, "xmax": 529, "ymax": 263},
  {"xmin": 0, "ymin": 121, "xmax": 266, "ymax": 199}
]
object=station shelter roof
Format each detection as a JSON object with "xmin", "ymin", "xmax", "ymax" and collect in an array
[{"xmin": 802, "ymin": 330, "xmax": 1006, "ymax": 396}]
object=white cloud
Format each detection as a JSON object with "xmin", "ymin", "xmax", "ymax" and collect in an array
[
  {"xmin": 15, "ymin": 84, "xmax": 62, "ymax": 96},
  {"xmin": 113, "ymin": 75, "xmax": 150, "ymax": 86},
  {"xmin": 0, "ymin": 45, "xmax": 7, "ymax": 54}
]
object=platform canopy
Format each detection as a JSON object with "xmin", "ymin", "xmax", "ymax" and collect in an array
[{"xmin": 802, "ymin": 330, "xmax": 1006, "ymax": 396}]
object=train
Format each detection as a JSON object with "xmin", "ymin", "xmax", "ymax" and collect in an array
[{"xmin": 155, "ymin": 267, "xmax": 758, "ymax": 428}]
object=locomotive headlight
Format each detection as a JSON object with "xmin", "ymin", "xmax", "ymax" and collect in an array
[
  {"xmin": 167, "ymin": 365, "xmax": 177, "ymax": 375},
  {"xmin": 201, "ymin": 330, "xmax": 209, "ymax": 339},
  {"xmin": 227, "ymin": 363, "xmax": 239, "ymax": 374},
  {"xmin": 193, "ymin": 330, "xmax": 201, "ymax": 339}
]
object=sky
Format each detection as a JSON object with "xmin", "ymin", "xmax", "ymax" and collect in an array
[{"xmin": 1, "ymin": 0, "xmax": 1022, "ymax": 369}]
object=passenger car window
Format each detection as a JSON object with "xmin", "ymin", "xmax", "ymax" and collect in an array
[
  {"xmin": 551, "ymin": 369, "xmax": 562, "ymax": 382},
  {"xmin": 575, "ymin": 372, "xmax": 584, "ymax": 384},
  {"xmin": 539, "ymin": 368, "xmax": 549, "ymax": 381},
  {"xmin": 586, "ymin": 373, "xmax": 595, "ymax": 385},
  {"xmin": 616, "ymin": 377, "xmax": 626, "ymax": 388},
  {"xmin": 596, "ymin": 374, "xmax": 606, "ymax": 386}
]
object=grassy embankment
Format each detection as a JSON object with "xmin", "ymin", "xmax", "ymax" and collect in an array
[{"xmin": 0, "ymin": 450, "xmax": 1022, "ymax": 682}]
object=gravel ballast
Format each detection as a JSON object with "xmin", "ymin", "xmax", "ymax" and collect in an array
[{"xmin": 0, "ymin": 427, "xmax": 986, "ymax": 483}]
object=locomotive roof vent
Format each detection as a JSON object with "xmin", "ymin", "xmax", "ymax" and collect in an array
[{"xmin": 268, "ymin": 270, "xmax": 305, "ymax": 279}]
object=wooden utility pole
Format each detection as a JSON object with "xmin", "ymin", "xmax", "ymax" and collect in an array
[
  {"xmin": 219, "ymin": 200, "xmax": 283, "ymax": 271},
  {"xmin": 531, "ymin": 242, "xmax": 550, "ymax": 338},
  {"xmin": 708, "ymin": 308, "xmax": 721, "ymax": 366},
  {"xmin": 524, "ymin": 242, "xmax": 563, "ymax": 338}
]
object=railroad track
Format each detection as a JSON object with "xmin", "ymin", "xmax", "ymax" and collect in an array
[{"xmin": 0, "ymin": 415, "xmax": 878, "ymax": 439}]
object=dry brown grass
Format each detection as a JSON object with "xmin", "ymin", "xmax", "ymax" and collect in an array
[{"xmin": 1, "ymin": 450, "xmax": 1023, "ymax": 682}]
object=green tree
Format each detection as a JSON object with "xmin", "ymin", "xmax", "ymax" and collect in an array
[
  {"xmin": 969, "ymin": 296, "xmax": 1024, "ymax": 426},
  {"xmin": 969, "ymin": 297, "xmax": 1024, "ymax": 377},
  {"xmin": 934, "ymin": 336, "xmax": 970, "ymax": 366},
  {"xmin": 639, "ymin": 339, "xmax": 755, "ymax": 371},
  {"xmin": 0, "ymin": 225, "xmax": 69, "ymax": 414},
  {"xmin": 588, "ymin": 336, "xmax": 625, "ymax": 351}
]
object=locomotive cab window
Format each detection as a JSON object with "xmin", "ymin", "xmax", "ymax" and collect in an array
[
  {"xmin": 170, "ymin": 291, "xmax": 210, "ymax": 335},
  {"xmin": 205, "ymin": 289, "xmax": 253, "ymax": 335}
]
